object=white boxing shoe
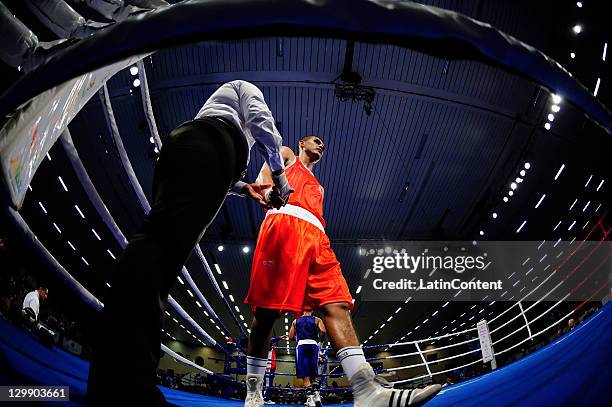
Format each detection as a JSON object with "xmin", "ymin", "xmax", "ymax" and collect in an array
[
  {"xmin": 245, "ymin": 374, "xmax": 265, "ymax": 407},
  {"xmin": 304, "ymin": 394, "xmax": 317, "ymax": 407},
  {"xmin": 349, "ymin": 364, "xmax": 441, "ymax": 407},
  {"xmin": 313, "ymin": 390, "xmax": 323, "ymax": 407}
]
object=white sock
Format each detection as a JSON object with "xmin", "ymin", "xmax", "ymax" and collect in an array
[
  {"xmin": 246, "ymin": 356, "xmax": 267, "ymax": 377},
  {"xmin": 337, "ymin": 346, "xmax": 368, "ymax": 380}
]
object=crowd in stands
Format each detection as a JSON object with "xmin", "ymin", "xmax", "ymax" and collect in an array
[
  {"xmin": 0, "ymin": 235, "xmax": 90, "ymax": 357},
  {"xmin": 156, "ymin": 368, "xmax": 246, "ymax": 400}
]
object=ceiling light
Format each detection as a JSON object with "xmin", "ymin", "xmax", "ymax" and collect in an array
[
  {"xmin": 554, "ymin": 164, "xmax": 566, "ymax": 180},
  {"xmin": 508, "ymin": 190, "xmax": 514, "ymax": 196},
  {"xmin": 572, "ymin": 24, "xmax": 582, "ymax": 34},
  {"xmin": 217, "ymin": 245, "xmax": 224, "ymax": 252},
  {"xmin": 576, "ymin": 2, "xmax": 582, "ymax": 7},
  {"xmin": 503, "ymin": 197, "xmax": 508, "ymax": 202},
  {"xmin": 524, "ymin": 162, "xmax": 531, "ymax": 170},
  {"xmin": 492, "ymin": 213, "xmax": 498, "ymax": 219},
  {"xmin": 551, "ymin": 105, "xmax": 560, "ymax": 113},
  {"xmin": 479, "ymin": 230, "xmax": 484, "ymax": 236},
  {"xmin": 544, "ymin": 122, "xmax": 551, "ymax": 130},
  {"xmin": 58, "ymin": 176, "xmax": 68, "ymax": 192},
  {"xmin": 551, "ymin": 94, "xmax": 562, "ymax": 104},
  {"xmin": 133, "ymin": 78, "xmax": 141, "ymax": 87},
  {"xmin": 242, "ymin": 246, "xmax": 250, "ymax": 253},
  {"xmin": 570, "ymin": 52, "xmax": 576, "ymax": 59},
  {"xmin": 548, "ymin": 114, "xmax": 555, "ymax": 122},
  {"xmin": 129, "ymin": 66, "xmax": 139, "ymax": 75},
  {"xmin": 510, "ymin": 182, "xmax": 517, "ymax": 190},
  {"xmin": 516, "ymin": 177, "xmax": 523, "ymax": 183}
]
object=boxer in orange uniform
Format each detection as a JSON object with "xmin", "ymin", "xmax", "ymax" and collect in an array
[
  {"xmin": 243, "ymin": 136, "xmax": 440, "ymax": 407},
  {"xmin": 246, "ymin": 135, "xmax": 351, "ymax": 313}
]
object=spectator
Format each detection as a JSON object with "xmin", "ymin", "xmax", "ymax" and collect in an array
[
  {"xmin": 568, "ymin": 318, "xmax": 576, "ymax": 330},
  {"xmin": 22, "ymin": 285, "xmax": 48, "ymax": 320}
]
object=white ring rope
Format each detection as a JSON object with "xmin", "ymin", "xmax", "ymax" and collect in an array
[
  {"xmin": 168, "ymin": 295, "xmax": 218, "ymax": 347},
  {"xmin": 387, "ymin": 337, "xmax": 479, "ymax": 359},
  {"xmin": 493, "ymin": 293, "xmax": 571, "ymax": 348},
  {"xmin": 136, "ymin": 60, "xmax": 163, "ymax": 151},
  {"xmin": 487, "ymin": 239, "xmax": 592, "ymax": 326},
  {"xmin": 489, "ymin": 239, "xmax": 607, "ymax": 351},
  {"xmin": 387, "ymin": 347, "xmax": 481, "ymax": 373},
  {"xmin": 495, "ymin": 309, "xmax": 574, "ymax": 357},
  {"xmin": 390, "ymin": 326, "xmax": 477, "ymax": 348}
]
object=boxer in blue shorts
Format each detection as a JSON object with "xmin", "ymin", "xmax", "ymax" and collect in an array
[{"xmin": 290, "ymin": 310, "xmax": 325, "ymax": 407}]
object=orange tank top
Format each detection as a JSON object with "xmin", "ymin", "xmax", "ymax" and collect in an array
[{"xmin": 285, "ymin": 158, "xmax": 326, "ymax": 228}]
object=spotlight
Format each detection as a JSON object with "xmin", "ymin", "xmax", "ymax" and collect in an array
[
  {"xmin": 570, "ymin": 52, "xmax": 576, "ymax": 59},
  {"xmin": 242, "ymin": 246, "xmax": 250, "ymax": 253},
  {"xmin": 572, "ymin": 24, "xmax": 582, "ymax": 34},
  {"xmin": 551, "ymin": 104, "xmax": 560, "ymax": 112},
  {"xmin": 509, "ymin": 190, "xmax": 514, "ymax": 196},
  {"xmin": 510, "ymin": 182, "xmax": 517, "ymax": 190},
  {"xmin": 524, "ymin": 162, "xmax": 531, "ymax": 170},
  {"xmin": 492, "ymin": 213, "xmax": 498, "ymax": 219},
  {"xmin": 503, "ymin": 197, "xmax": 509, "ymax": 203},
  {"xmin": 544, "ymin": 122, "xmax": 551, "ymax": 130},
  {"xmin": 217, "ymin": 245, "xmax": 224, "ymax": 252},
  {"xmin": 520, "ymin": 170, "xmax": 526, "ymax": 176},
  {"xmin": 551, "ymin": 94, "xmax": 562, "ymax": 104},
  {"xmin": 548, "ymin": 113, "xmax": 555, "ymax": 121},
  {"xmin": 129, "ymin": 66, "xmax": 139, "ymax": 76},
  {"xmin": 133, "ymin": 78, "xmax": 141, "ymax": 87}
]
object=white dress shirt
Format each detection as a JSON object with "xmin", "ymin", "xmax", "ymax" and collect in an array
[
  {"xmin": 22, "ymin": 290, "xmax": 40, "ymax": 319},
  {"xmin": 195, "ymin": 80, "xmax": 284, "ymax": 173}
]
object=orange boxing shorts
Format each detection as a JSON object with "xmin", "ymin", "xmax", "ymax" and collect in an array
[{"xmin": 244, "ymin": 213, "xmax": 353, "ymax": 312}]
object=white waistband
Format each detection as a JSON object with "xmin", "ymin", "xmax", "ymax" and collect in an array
[
  {"xmin": 266, "ymin": 204, "xmax": 325, "ymax": 233},
  {"xmin": 297, "ymin": 339, "xmax": 318, "ymax": 346}
]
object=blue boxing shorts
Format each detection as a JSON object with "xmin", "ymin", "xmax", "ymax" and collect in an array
[{"xmin": 296, "ymin": 342, "xmax": 319, "ymax": 379}]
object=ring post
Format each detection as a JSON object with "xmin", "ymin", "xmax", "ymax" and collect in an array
[{"xmin": 477, "ymin": 319, "xmax": 497, "ymax": 370}]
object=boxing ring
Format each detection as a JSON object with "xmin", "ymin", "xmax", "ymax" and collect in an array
[
  {"xmin": 1, "ymin": 301, "xmax": 610, "ymax": 405},
  {"xmin": 0, "ymin": 0, "xmax": 610, "ymax": 406}
]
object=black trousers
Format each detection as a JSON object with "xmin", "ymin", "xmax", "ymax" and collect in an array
[{"xmin": 86, "ymin": 117, "xmax": 247, "ymax": 405}]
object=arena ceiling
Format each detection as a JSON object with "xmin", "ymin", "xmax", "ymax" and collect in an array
[{"xmin": 2, "ymin": 0, "xmax": 610, "ymax": 351}]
